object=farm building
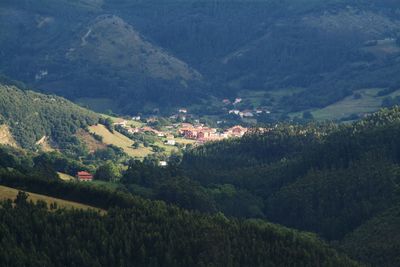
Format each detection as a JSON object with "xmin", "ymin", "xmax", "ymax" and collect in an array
[{"xmin": 76, "ymin": 171, "xmax": 93, "ymax": 182}]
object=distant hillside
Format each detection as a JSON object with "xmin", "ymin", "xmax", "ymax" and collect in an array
[
  {"xmin": 0, "ymin": 83, "xmax": 98, "ymax": 150},
  {"xmin": 67, "ymin": 15, "xmax": 201, "ymax": 82},
  {"xmin": 1, "ymin": 0, "xmax": 400, "ymax": 116},
  {"xmin": 0, "ymin": 0, "xmax": 205, "ymax": 114}
]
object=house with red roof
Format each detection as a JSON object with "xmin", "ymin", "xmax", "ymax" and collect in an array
[{"xmin": 76, "ymin": 171, "xmax": 93, "ymax": 182}]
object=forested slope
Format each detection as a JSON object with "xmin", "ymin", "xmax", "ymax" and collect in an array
[
  {"xmin": 0, "ymin": 196, "xmax": 359, "ymax": 267},
  {"xmin": 0, "ymin": 83, "xmax": 98, "ymax": 150},
  {"xmin": 179, "ymin": 107, "xmax": 400, "ymax": 266},
  {"xmin": 340, "ymin": 204, "xmax": 400, "ymax": 267},
  {"xmin": 0, "ymin": 146, "xmax": 359, "ymax": 267}
]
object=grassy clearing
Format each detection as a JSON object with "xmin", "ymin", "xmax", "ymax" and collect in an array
[
  {"xmin": 238, "ymin": 88, "xmax": 305, "ymax": 110},
  {"xmin": 311, "ymin": 88, "xmax": 400, "ymax": 121},
  {"xmin": 76, "ymin": 129, "xmax": 107, "ymax": 153},
  {"xmin": 89, "ymin": 124, "xmax": 151, "ymax": 159},
  {"xmin": 57, "ymin": 172, "xmax": 75, "ymax": 181},
  {"xmin": 0, "ymin": 185, "xmax": 104, "ymax": 213}
]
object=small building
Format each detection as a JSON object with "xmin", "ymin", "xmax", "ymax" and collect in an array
[
  {"xmin": 179, "ymin": 108, "xmax": 188, "ymax": 114},
  {"xmin": 226, "ymin": 125, "xmax": 248, "ymax": 137},
  {"xmin": 240, "ymin": 110, "xmax": 254, "ymax": 118},
  {"xmin": 132, "ymin": 116, "xmax": 141, "ymax": 121},
  {"xmin": 229, "ymin": 110, "xmax": 240, "ymax": 115},
  {"xmin": 233, "ymin": 98, "xmax": 242, "ymax": 105},
  {"xmin": 181, "ymin": 123, "xmax": 193, "ymax": 128},
  {"xmin": 165, "ymin": 139, "xmax": 176, "ymax": 146},
  {"xmin": 76, "ymin": 171, "xmax": 93, "ymax": 182},
  {"xmin": 159, "ymin": 161, "xmax": 168, "ymax": 167},
  {"xmin": 113, "ymin": 120, "xmax": 127, "ymax": 127},
  {"xmin": 127, "ymin": 127, "xmax": 139, "ymax": 134}
]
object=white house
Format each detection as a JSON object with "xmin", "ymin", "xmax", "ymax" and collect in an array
[
  {"xmin": 165, "ymin": 139, "xmax": 176, "ymax": 146},
  {"xmin": 229, "ymin": 110, "xmax": 240, "ymax": 115},
  {"xmin": 159, "ymin": 161, "xmax": 168, "ymax": 167},
  {"xmin": 132, "ymin": 116, "xmax": 141, "ymax": 121}
]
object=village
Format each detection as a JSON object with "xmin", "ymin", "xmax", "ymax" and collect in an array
[
  {"xmin": 113, "ymin": 116, "xmax": 249, "ymax": 145},
  {"xmin": 111, "ymin": 96, "xmax": 272, "ymax": 146}
]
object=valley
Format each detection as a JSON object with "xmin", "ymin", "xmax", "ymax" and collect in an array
[{"xmin": 2, "ymin": 0, "xmax": 400, "ymax": 266}]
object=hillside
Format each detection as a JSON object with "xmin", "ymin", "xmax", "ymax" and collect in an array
[
  {"xmin": 0, "ymin": 0, "xmax": 205, "ymax": 114},
  {"xmin": 0, "ymin": 175, "xmax": 359, "ymax": 267},
  {"xmin": 67, "ymin": 15, "xmax": 201, "ymax": 82},
  {"xmin": 0, "ymin": 185, "xmax": 103, "ymax": 212},
  {"xmin": 1, "ymin": 0, "xmax": 400, "ymax": 117},
  {"xmin": 0, "ymin": 83, "xmax": 98, "ymax": 151},
  {"xmin": 176, "ymin": 107, "xmax": 400, "ymax": 266},
  {"xmin": 89, "ymin": 124, "xmax": 151, "ymax": 158},
  {"xmin": 340, "ymin": 204, "xmax": 400, "ymax": 267}
]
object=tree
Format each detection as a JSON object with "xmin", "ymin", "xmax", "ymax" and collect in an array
[
  {"xmin": 14, "ymin": 191, "xmax": 29, "ymax": 207},
  {"xmin": 132, "ymin": 142, "xmax": 140, "ymax": 149},
  {"xmin": 94, "ymin": 161, "xmax": 121, "ymax": 182}
]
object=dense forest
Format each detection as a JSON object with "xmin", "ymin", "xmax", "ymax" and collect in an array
[
  {"xmin": 0, "ymin": 83, "xmax": 98, "ymax": 151},
  {"xmin": 0, "ymin": 196, "xmax": 359, "ymax": 267},
  {"xmin": 179, "ymin": 107, "xmax": 400, "ymax": 266},
  {"xmin": 0, "ymin": 149, "xmax": 358, "ymax": 266}
]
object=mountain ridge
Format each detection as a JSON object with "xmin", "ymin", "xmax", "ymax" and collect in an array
[{"xmin": 2, "ymin": 0, "xmax": 400, "ymax": 117}]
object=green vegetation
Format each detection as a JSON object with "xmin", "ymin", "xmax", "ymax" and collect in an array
[
  {"xmin": 340, "ymin": 204, "xmax": 400, "ymax": 267},
  {"xmin": 0, "ymin": 145, "xmax": 358, "ymax": 266},
  {"xmin": 178, "ymin": 107, "xmax": 400, "ymax": 265},
  {"xmin": 3, "ymin": 106, "xmax": 400, "ymax": 265},
  {"xmin": 0, "ymin": 84, "xmax": 98, "ymax": 152},
  {"xmin": 0, "ymin": 193, "xmax": 359, "ymax": 267},
  {"xmin": 89, "ymin": 124, "xmax": 152, "ymax": 158}
]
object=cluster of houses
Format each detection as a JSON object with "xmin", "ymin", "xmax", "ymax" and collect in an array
[
  {"xmin": 228, "ymin": 108, "xmax": 271, "ymax": 118},
  {"xmin": 222, "ymin": 98, "xmax": 271, "ymax": 118},
  {"xmin": 178, "ymin": 123, "xmax": 248, "ymax": 142},
  {"xmin": 113, "ymin": 118, "xmax": 249, "ymax": 145}
]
